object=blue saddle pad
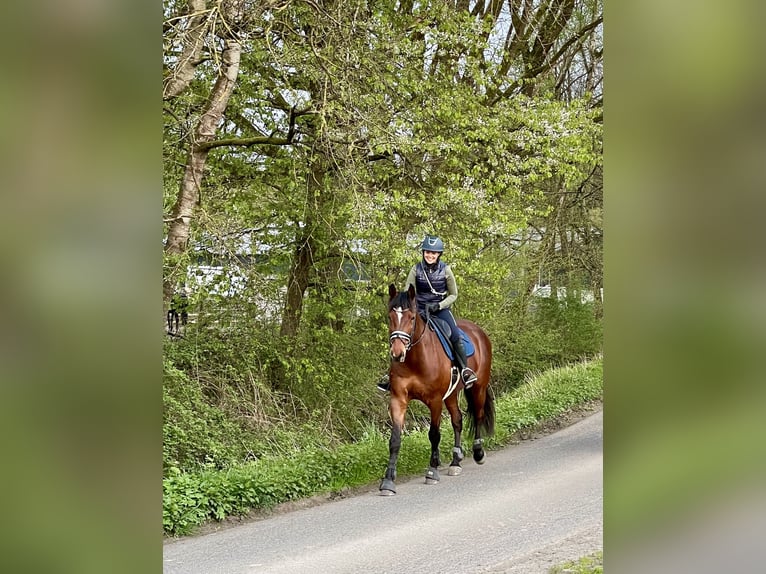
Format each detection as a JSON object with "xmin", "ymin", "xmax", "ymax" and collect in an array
[{"xmin": 428, "ymin": 318, "xmax": 475, "ymax": 360}]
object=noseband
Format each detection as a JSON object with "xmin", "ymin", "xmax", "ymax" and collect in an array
[{"xmin": 389, "ymin": 307, "xmax": 424, "ymax": 361}]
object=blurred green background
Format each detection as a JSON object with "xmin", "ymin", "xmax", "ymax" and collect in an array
[
  {"xmin": 0, "ymin": 1, "xmax": 764, "ymax": 573},
  {"xmin": 605, "ymin": 1, "xmax": 766, "ymax": 571}
]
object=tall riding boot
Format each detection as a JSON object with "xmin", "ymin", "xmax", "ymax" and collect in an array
[
  {"xmin": 453, "ymin": 339, "xmax": 477, "ymax": 388},
  {"xmin": 376, "ymin": 373, "xmax": 391, "ymax": 392}
]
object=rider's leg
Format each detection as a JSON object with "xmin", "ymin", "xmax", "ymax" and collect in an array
[
  {"xmin": 441, "ymin": 310, "xmax": 477, "ymax": 389},
  {"xmin": 377, "ymin": 372, "xmax": 390, "ymax": 392},
  {"xmin": 452, "ymin": 338, "xmax": 477, "ymax": 388}
]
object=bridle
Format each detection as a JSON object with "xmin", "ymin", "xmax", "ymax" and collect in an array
[{"xmin": 389, "ymin": 306, "xmax": 426, "ymax": 361}]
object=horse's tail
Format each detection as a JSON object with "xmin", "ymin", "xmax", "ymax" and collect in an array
[{"xmin": 465, "ymin": 384, "xmax": 495, "ymax": 438}]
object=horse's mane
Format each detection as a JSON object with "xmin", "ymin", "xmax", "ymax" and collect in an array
[{"xmin": 388, "ymin": 289, "xmax": 414, "ymax": 311}]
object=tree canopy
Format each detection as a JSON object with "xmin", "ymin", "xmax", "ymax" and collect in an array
[{"xmin": 163, "ymin": 0, "xmax": 602, "ymax": 452}]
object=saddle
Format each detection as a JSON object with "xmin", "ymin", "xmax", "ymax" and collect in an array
[{"xmin": 426, "ymin": 316, "xmax": 475, "ymax": 360}]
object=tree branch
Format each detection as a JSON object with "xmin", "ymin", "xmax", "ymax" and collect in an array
[
  {"xmin": 497, "ymin": 14, "xmax": 603, "ymax": 101},
  {"xmin": 198, "ymin": 135, "xmax": 296, "ymax": 150},
  {"xmin": 200, "ymin": 104, "xmax": 308, "ymax": 150},
  {"xmin": 163, "ymin": 0, "xmax": 213, "ymax": 101}
]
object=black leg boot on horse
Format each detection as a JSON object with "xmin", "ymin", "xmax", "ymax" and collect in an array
[{"xmin": 452, "ymin": 338, "xmax": 477, "ymax": 389}]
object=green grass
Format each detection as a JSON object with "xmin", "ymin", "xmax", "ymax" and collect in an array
[
  {"xmin": 163, "ymin": 357, "xmax": 603, "ymax": 536},
  {"xmin": 549, "ymin": 551, "xmax": 603, "ymax": 573}
]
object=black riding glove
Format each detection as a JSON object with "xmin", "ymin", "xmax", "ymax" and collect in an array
[{"xmin": 426, "ymin": 303, "xmax": 440, "ymax": 314}]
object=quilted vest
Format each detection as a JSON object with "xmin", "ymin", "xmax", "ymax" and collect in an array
[{"xmin": 415, "ymin": 260, "xmax": 448, "ymax": 308}]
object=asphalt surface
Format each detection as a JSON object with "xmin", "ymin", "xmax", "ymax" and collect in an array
[{"xmin": 163, "ymin": 409, "xmax": 603, "ymax": 573}]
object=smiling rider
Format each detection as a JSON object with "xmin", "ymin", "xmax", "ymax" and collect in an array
[{"xmin": 378, "ymin": 235, "xmax": 477, "ymax": 392}]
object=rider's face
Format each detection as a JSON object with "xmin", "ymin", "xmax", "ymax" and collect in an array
[{"xmin": 423, "ymin": 250, "xmax": 440, "ymax": 264}]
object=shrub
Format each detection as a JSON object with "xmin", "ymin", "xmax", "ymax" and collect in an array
[
  {"xmin": 488, "ymin": 294, "xmax": 602, "ymax": 393},
  {"xmin": 163, "ymin": 358, "xmax": 264, "ymax": 472}
]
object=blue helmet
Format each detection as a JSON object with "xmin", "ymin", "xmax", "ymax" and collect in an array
[{"xmin": 421, "ymin": 235, "xmax": 444, "ymax": 252}]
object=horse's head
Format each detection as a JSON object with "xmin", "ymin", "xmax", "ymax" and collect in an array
[{"xmin": 387, "ymin": 283, "xmax": 418, "ymax": 362}]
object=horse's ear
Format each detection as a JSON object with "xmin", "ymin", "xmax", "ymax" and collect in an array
[
  {"xmin": 407, "ymin": 284, "xmax": 416, "ymax": 302},
  {"xmin": 388, "ymin": 284, "xmax": 397, "ymax": 299}
]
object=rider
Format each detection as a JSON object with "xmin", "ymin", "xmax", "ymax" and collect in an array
[{"xmin": 378, "ymin": 235, "xmax": 478, "ymax": 391}]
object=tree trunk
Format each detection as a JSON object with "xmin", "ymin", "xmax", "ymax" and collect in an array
[
  {"xmin": 163, "ymin": 0, "xmax": 210, "ymax": 101},
  {"xmin": 278, "ymin": 158, "xmax": 326, "ymax": 339},
  {"xmin": 163, "ymin": 37, "xmax": 242, "ymax": 297},
  {"xmin": 279, "ymin": 232, "xmax": 314, "ymax": 339}
]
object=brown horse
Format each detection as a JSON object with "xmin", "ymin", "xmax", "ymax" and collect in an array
[{"xmin": 380, "ymin": 284, "xmax": 495, "ymax": 495}]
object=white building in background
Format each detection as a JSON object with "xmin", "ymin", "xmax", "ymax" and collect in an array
[
  {"xmin": 530, "ymin": 283, "xmax": 603, "ymax": 304},
  {"xmin": 180, "ymin": 227, "xmax": 371, "ymax": 323}
]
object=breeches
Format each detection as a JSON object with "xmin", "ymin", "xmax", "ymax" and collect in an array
[{"xmin": 432, "ymin": 308, "xmax": 460, "ymax": 343}]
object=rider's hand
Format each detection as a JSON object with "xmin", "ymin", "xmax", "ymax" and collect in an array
[{"xmin": 427, "ymin": 303, "xmax": 440, "ymax": 314}]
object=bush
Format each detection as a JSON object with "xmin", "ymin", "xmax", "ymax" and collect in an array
[
  {"xmin": 536, "ymin": 295, "xmax": 602, "ymax": 359},
  {"xmin": 163, "ymin": 358, "xmax": 268, "ymax": 472},
  {"xmin": 489, "ymin": 294, "xmax": 602, "ymax": 393}
]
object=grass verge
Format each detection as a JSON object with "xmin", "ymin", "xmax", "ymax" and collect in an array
[
  {"xmin": 163, "ymin": 357, "xmax": 603, "ymax": 536},
  {"xmin": 549, "ymin": 551, "xmax": 603, "ymax": 573}
]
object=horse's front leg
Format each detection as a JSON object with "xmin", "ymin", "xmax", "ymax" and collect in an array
[
  {"xmin": 425, "ymin": 402, "xmax": 443, "ymax": 485},
  {"xmin": 380, "ymin": 397, "xmax": 406, "ymax": 495}
]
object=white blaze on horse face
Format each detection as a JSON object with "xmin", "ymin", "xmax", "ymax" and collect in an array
[{"xmin": 390, "ymin": 306, "xmax": 407, "ymax": 360}]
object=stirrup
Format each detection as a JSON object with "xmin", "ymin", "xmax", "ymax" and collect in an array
[{"xmin": 462, "ymin": 368, "xmax": 477, "ymax": 389}]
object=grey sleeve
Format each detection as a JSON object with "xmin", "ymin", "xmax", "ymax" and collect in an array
[
  {"xmin": 440, "ymin": 265, "xmax": 458, "ymax": 309},
  {"xmin": 404, "ymin": 265, "xmax": 417, "ymax": 291}
]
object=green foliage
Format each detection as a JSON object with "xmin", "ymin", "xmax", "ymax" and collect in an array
[
  {"xmin": 162, "ymin": 0, "xmax": 603, "ymax": 538},
  {"xmin": 163, "ymin": 313, "xmax": 391, "ymax": 473},
  {"xmin": 162, "ymin": 430, "xmax": 391, "ymax": 536},
  {"xmin": 490, "ymin": 359, "xmax": 603, "ymax": 446},
  {"xmin": 536, "ymin": 295, "xmax": 602, "ymax": 357},
  {"xmin": 163, "ymin": 358, "xmax": 603, "ymax": 536},
  {"xmin": 163, "ymin": 357, "xmax": 264, "ymax": 472},
  {"xmin": 486, "ymin": 293, "xmax": 603, "ymax": 394}
]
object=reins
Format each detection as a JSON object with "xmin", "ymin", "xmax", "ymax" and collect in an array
[
  {"xmin": 389, "ymin": 309, "xmax": 428, "ymax": 353},
  {"xmin": 408, "ymin": 313, "xmax": 428, "ymax": 348}
]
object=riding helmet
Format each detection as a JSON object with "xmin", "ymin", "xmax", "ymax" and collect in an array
[{"xmin": 421, "ymin": 235, "xmax": 444, "ymax": 252}]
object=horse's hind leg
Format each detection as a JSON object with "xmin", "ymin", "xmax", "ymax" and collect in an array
[
  {"xmin": 471, "ymin": 388, "xmax": 488, "ymax": 464},
  {"xmin": 445, "ymin": 396, "xmax": 464, "ymax": 476},
  {"xmin": 425, "ymin": 402, "xmax": 443, "ymax": 485},
  {"xmin": 473, "ymin": 437, "xmax": 486, "ymax": 464}
]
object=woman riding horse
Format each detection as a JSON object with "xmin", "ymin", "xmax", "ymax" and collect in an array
[
  {"xmin": 378, "ymin": 235, "xmax": 477, "ymax": 391},
  {"xmin": 380, "ymin": 260, "xmax": 495, "ymax": 494}
]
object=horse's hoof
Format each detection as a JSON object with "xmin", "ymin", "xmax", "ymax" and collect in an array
[
  {"xmin": 474, "ymin": 453, "xmax": 486, "ymax": 465},
  {"xmin": 447, "ymin": 465, "xmax": 462, "ymax": 476},
  {"xmin": 424, "ymin": 467, "xmax": 440, "ymax": 484},
  {"xmin": 379, "ymin": 479, "xmax": 396, "ymax": 495}
]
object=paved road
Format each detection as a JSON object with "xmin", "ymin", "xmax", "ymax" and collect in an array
[{"xmin": 163, "ymin": 409, "xmax": 602, "ymax": 574}]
